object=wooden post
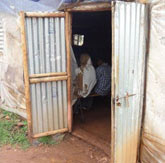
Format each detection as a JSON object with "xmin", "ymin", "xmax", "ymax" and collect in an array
[
  {"xmin": 65, "ymin": 12, "xmax": 72, "ymax": 132},
  {"xmin": 32, "ymin": 128, "xmax": 68, "ymax": 138},
  {"xmin": 66, "ymin": 2, "xmax": 111, "ymax": 12},
  {"xmin": 20, "ymin": 12, "xmax": 32, "ymax": 140}
]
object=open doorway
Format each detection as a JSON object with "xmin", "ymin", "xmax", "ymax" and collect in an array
[
  {"xmin": 22, "ymin": 2, "xmax": 146, "ymax": 161},
  {"xmin": 71, "ymin": 11, "xmax": 111, "ymax": 154}
]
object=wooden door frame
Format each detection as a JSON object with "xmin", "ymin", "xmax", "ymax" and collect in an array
[
  {"xmin": 66, "ymin": 3, "xmax": 112, "ymax": 155},
  {"xmin": 20, "ymin": 11, "xmax": 32, "ymax": 140},
  {"xmin": 20, "ymin": 5, "xmax": 112, "ymax": 139},
  {"xmin": 64, "ymin": 2, "xmax": 111, "ymax": 12},
  {"xmin": 20, "ymin": 11, "xmax": 72, "ymax": 139},
  {"xmin": 65, "ymin": 12, "xmax": 72, "ymax": 133}
]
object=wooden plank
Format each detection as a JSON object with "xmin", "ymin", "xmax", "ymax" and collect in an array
[
  {"xmin": 20, "ymin": 11, "xmax": 33, "ymax": 140},
  {"xmin": 65, "ymin": 12, "xmax": 72, "ymax": 132},
  {"xmin": 30, "ymin": 76, "xmax": 68, "ymax": 84},
  {"xmin": 25, "ymin": 12, "xmax": 65, "ymax": 17},
  {"xmin": 88, "ymin": 93, "xmax": 100, "ymax": 97},
  {"xmin": 72, "ymin": 128, "xmax": 110, "ymax": 156},
  {"xmin": 78, "ymin": 93, "xmax": 100, "ymax": 99},
  {"xmin": 29, "ymin": 72, "xmax": 67, "ymax": 78},
  {"xmin": 66, "ymin": 2, "xmax": 111, "ymax": 12},
  {"xmin": 32, "ymin": 128, "xmax": 68, "ymax": 138}
]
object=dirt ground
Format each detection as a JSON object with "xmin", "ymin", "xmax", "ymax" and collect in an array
[
  {"xmin": 73, "ymin": 102, "xmax": 111, "ymax": 141},
  {"xmin": 0, "ymin": 134, "xmax": 109, "ymax": 163},
  {"xmin": 73, "ymin": 97, "xmax": 111, "ymax": 156},
  {"xmin": 0, "ymin": 97, "xmax": 110, "ymax": 163}
]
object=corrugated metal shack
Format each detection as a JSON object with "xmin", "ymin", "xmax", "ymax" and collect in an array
[{"xmin": 0, "ymin": 0, "xmax": 164, "ymax": 162}]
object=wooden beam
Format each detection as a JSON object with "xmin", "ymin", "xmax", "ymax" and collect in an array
[
  {"xmin": 65, "ymin": 12, "xmax": 72, "ymax": 133},
  {"xmin": 30, "ymin": 76, "xmax": 68, "ymax": 84},
  {"xmin": 32, "ymin": 128, "xmax": 68, "ymax": 138},
  {"xmin": 29, "ymin": 72, "xmax": 67, "ymax": 79},
  {"xmin": 66, "ymin": 2, "xmax": 111, "ymax": 12},
  {"xmin": 25, "ymin": 12, "xmax": 65, "ymax": 17},
  {"xmin": 20, "ymin": 11, "xmax": 33, "ymax": 140}
]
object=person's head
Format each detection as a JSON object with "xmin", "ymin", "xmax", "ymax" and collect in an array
[
  {"xmin": 80, "ymin": 53, "xmax": 90, "ymax": 67},
  {"xmin": 96, "ymin": 58, "xmax": 104, "ymax": 66}
]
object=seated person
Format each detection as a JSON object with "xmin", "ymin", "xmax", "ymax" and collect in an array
[
  {"xmin": 73, "ymin": 53, "xmax": 96, "ymax": 112},
  {"xmin": 74, "ymin": 53, "xmax": 96, "ymax": 98},
  {"xmin": 94, "ymin": 57, "xmax": 111, "ymax": 96}
]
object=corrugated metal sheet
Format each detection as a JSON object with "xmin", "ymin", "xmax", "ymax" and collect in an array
[
  {"xmin": 112, "ymin": 2, "xmax": 147, "ymax": 163},
  {"xmin": 25, "ymin": 16, "xmax": 68, "ymax": 134},
  {"xmin": 30, "ymin": 80, "xmax": 68, "ymax": 134},
  {"xmin": 26, "ymin": 17, "xmax": 66, "ymax": 75},
  {"xmin": 0, "ymin": 20, "xmax": 4, "ymax": 53}
]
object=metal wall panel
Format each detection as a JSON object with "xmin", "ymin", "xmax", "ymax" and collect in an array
[
  {"xmin": 112, "ymin": 2, "xmax": 147, "ymax": 163},
  {"xmin": 25, "ymin": 15, "xmax": 68, "ymax": 135},
  {"xmin": 30, "ymin": 80, "xmax": 68, "ymax": 134},
  {"xmin": 26, "ymin": 17, "xmax": 66, "ymax": 75}
]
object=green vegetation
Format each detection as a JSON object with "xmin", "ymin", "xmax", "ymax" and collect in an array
[
  {"xmin": 0, "ymin": 109, "xmax": 30, "ymax": 149},
  {"xmin": 38, "ymin": 136, "xmax": 59, "ymax": 145}
]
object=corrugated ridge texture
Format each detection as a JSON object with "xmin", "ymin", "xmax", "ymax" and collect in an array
[
  {"xmin": 25, "ymin": 16, "xmax": 68, "ymax": 134},
  {"xmin": 113, "ymin": 2, "xmax": 147, "ymax": 163}
]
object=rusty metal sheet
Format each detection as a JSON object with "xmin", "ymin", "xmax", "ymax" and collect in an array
[{"xmin": 111, "ymin": 2, "xmax": 147, "ymax": 163}]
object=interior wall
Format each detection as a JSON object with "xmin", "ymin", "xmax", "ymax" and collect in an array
[
  {"xmin": 140, "ymin": 0, "xmax": 165, "ymax": 162},
  {"xmin": 72, "ymin": 11, "xmax": 111, "ymax": 67}
]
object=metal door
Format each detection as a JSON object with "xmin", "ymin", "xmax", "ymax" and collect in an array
[
  {"xmin": 20, "ymin": 12, "xmax": 71, "ymax": 138},
  {"xmin": 111, "ymin": 2, "xmax": 147, "ymax": 162}
]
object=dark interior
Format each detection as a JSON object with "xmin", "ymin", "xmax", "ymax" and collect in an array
[
  {"xmin": 72, "ymin": 11, "xmax": 112, "ymax": 152},
  {"xmin": 72, "ymin": 11, "xmax": 111, "ymax": 67}
]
